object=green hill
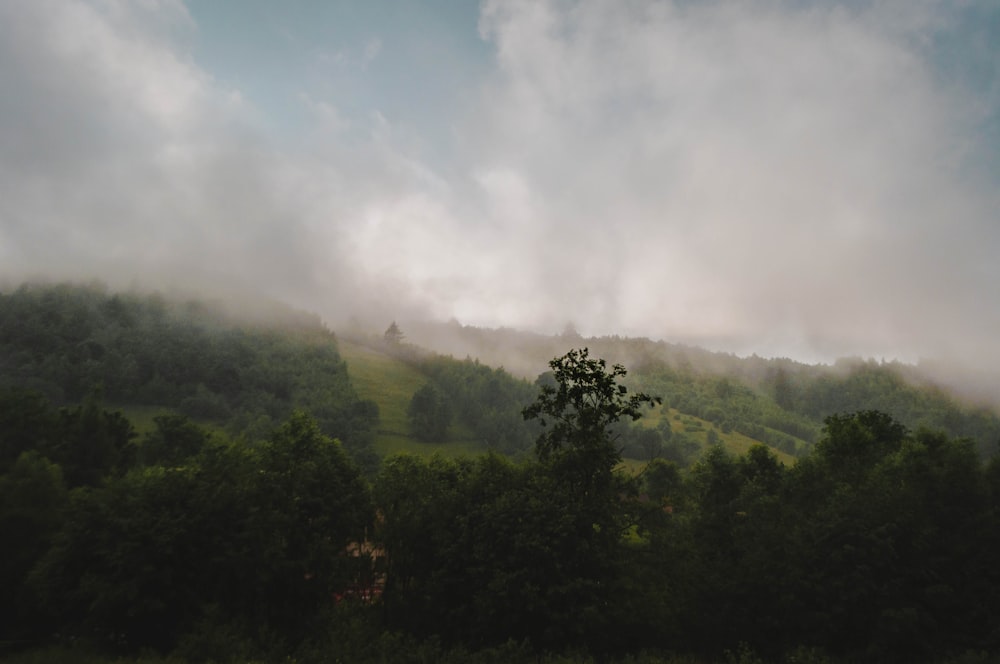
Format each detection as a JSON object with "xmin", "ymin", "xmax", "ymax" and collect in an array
[
  {"xmin": 338, "ymin": 339, "xmax": 482, "ymax": 457},
  {"xmin": 339, "ymin": 334, "xmax": 799, "ymax": 466},
  {"xmin": 0, "ymin": 282, "xmax": 379, "ymax": 465},
  {"xmin": 398, "ymin": 319, "xmax": 1000, "ymax": 460},
  {"xmin": 4, "ymin": 281, "xmax": 996, "ymax": 468}
]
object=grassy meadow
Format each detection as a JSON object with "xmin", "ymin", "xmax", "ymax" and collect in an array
[
  {"xmin": 340, "ymin": 339, "xmax": 797, "ymax": 466},
  {"xmin": 635, "ymin": 405, "xmax": 798, "ymax": 466},
  {"xmin": 338, "ymin": 339, "xmax": 484, "ymax": 458}
]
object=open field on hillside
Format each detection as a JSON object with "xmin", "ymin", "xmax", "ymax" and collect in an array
[
  {"xmin": 339, "ymin": 340, "xmax": 483, "ymax": 458},
  {"xmin": 637, "ymin": 405, "xmax": 798, "ymax": 466},
  {"xmin": 115, "ymin": 405, "xmax": 230, "ymax": 441},
  {"xmin": 116, "ymin": 404, "xmax": 177, "ymax": 436},
  {"xmin": 340, "ymin": 340, "xmax": 796, "ymax": 466}
]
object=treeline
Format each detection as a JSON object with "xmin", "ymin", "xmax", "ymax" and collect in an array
[
  {"xmin": 0, "ymin": 282, "xmax": 378, "ymax": 465},
  {"xmin": 625, "ymin": 344, "xmax": 1000, "ymax": 460},
  {"xmin": 1, "ymin": 398, "xmax": 372, "ymax": 660},
  {"xmin": 350, "ymin": 326, "xmax": 543, "ymax": 453},
  {"xmin": 412, "ymin": 355, "xmax": 540, "ymax": 454},
  {"xmin": 632, "ymin": 367, "xmax": 818, "ymax": 457},
  {"xmin": 374, "ymin": 354, "xmax": 1000, "ymax": 663},
  {"xmin": 767, "ymin": 360, "xmax": 1000, "ymax": 454},
  {"xmin": 401, "ymin": 321, "xmax": 1000, "ymax": 459},
  {"xmin": 2, "ymin": 353, "xmax": 1000, "ymax": 663}
]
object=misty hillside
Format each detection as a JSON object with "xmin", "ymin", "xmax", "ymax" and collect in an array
[
  {"xmin": 6, "ymin": 281, "xmax": 1000, "ymax": 664},
  {"xmin": 395, "ymin": 318, "xmax": 1000, "ymax": 459},
  {"xmin": 338, "ymin": 331, "xmax": 799, "ymax": 466},
  {"xmin": 3, "ymin": 282, "xmax": 998, "ymax": 466},
  {"xmin": 0, "ymin": 282, "xmax": 380, "ymax": 466}
]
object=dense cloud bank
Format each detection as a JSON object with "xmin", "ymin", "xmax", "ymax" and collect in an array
[{"xmin": 1, "ymin": 1, "xmax": 998, "ymax": 372}]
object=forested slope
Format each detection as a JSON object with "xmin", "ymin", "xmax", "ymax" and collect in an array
[
  {"xmin": 0, "ymin": 282, "xmax": 378, "ymax": 464},
  {"xmin": 2, "ymin": 283, "xmax": 1000, "ymax": 664},
  {"xmin": 341, "ymin": 330, "xmax": 802, "ymax": 465},
  {"xmin": 8, "ymin": 282, "xmax": 992, "ymax": 469},
  {"xmin": 401, "ymin": 320, "xmax": 1000, "ymax": 458}
]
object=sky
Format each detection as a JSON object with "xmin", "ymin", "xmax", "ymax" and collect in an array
[{"xmin": 1, "ymin": 0, "xmax": 999, "ymax": 370}]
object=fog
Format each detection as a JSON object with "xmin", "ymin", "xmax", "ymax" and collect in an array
[{"xmin": 1, "ymin": 1, "xmax": 998, "ymax": 381}]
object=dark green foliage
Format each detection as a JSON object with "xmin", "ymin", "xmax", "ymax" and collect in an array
[
  {"xmin": 620, "ymin": 425, "xmax": 664, "ymax": 460},
  {"xmin": 643, "ymin": 457, "xmax": 682, "ymax": 504},
  {"xmin": 0, "ymin": 282, "xmax": 378, "ymax": 464},
  {"xmin": 407, "ymin": 383, "xmax": 452, "ymax": 441},
  {"xmin": 0, "ymin": 452, "xmax": 67, "ymax": 644},
  {"xmin": 375, "ymin": 350, "xmax": 660, "ymax": 653},
  {"xmin": 631, "ymin": 351, "xmax": 1000, "ymax": 461},
  {"xmin": 793, "ymin": 361, "xmax": 1000, "ymax": 458},
  {"xmin": 777, "ymin": 416, "xmax": 996, "ymax": 662},
  {"xmin": 5, "ymin": 294, "xmax": 1000, "ymax": 663},
  {"xmin": 50, "ymin": 393, "xmax": 137, "ymax": 487},
  {"xmin": 523, "ymin": 347, "xmax": 659, "ymax": 471},
  {"xmin": 521, "ymin": 348, "xmax": 659, "ymax": 649},
  {"xmin": 414, "ymin": 354, "xmax": 538, "ymax": 454},
  {"xmin": 0, "ymin": 387, "xmax": 136, "ymax": 489},
  {"xmin": 394, "ymin": 320, "xmax": 1000, "ymax": 463},
  {"xmin": 26, "ymin": 411, "xmax": 373, "ymax": 654},
  {"xmin": 375, "ymin": 453, "xmax": 625, "ymax": 652},
  {"xmin": 30, "ymin": 464, "xmax": 208, "ymax": 650},
  {"xmin": 662, "ymin": 431, "xmax": 701, "ymax": 467},
  {"xmin": 248, "ymin": 412, "xmax": 374, "ymax": 634},
  {"xmin": 138, "ymin": 414, "xmax": 209, "ymax": 466},
  {"xmin": 0, "ymin": 389, "xmax": 57, "ymax": 474}
]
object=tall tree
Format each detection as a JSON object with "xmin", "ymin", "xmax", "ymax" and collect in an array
[
  {"xmin": 523, "ymin": 347, "xmax": 660, "ymax": 491},
  {"xmin": 521, "ymin": 348, "xmax": 660, "ymax": 651}
]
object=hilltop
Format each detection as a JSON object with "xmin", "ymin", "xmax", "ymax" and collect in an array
[
  {"xmin": 2, "ymin": 281, "xmax": 997, "ymax": 467},
  {"xmin": 386, "ymin": 318, "xmax": 1000, "ymax": 460}
]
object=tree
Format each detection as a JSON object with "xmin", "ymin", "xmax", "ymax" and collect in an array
[
  {"xmin": 0, "ymin": 451, "xmax": 67, "ymax": 642},
  {"xmin": 51, "ymin": 392, "xmax": 137, "ymax": 487},
  {"xmin": 30, "ymin": 412, "xmax": 373, "ymax": 654},
  {"xmin": 408, "ymin": 384, "xmax": 452, "ymax": 442},
  {"xmin": 0, "ymin": 389, "xmax": 57, "ymax": 474},
  {"xmin": 384, "ymin": 321, "xmax": 404, "ymax": 345},
  {"xmin": 139, "ymin": 414, "xmax": 210, "ymax": 466},
  {"xmin": 520, "ymin": 348, "xmax": 660, "ymax": 651},
  {"xmin": 522, "ymin": 347, "xmax": 660, "ymax": 487},
  {"xmin": 644, "ymin": 457, "xmax": 682, "ymax": 504},
  {"xmin": 252, "ymin": 411, "xmax": 373, "ymax": 635}
]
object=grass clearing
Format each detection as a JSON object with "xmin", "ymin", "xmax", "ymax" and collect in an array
[
  {"xmin": 339, "ymin": 340, "xmax": 485, "ymax": 458},
  {"xmin": 114, "ymin": 404, "xmax": 178, "ymax": 437},
  {"xmin": 633, "ymin": 406, "xmax": 797, "ymax": 466},
  {"xmin": 342, "ymin": 341, "xmax": 797, "ymax": 466},
  {"xmin": 113, "ymin": 405, "xmax": 229, "ymax": 441}
]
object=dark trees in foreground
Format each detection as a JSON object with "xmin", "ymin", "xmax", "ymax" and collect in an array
[
  {"xmin": 6, "ymin": 408, "xmax": 373, "ymax": 655},
  {"xmin": 378, "ymin": 348, "xmax": 660, "ymax": 652},
  {"xmin": 375, "ymin": 377, "xmax": 1000, "ymax": 662},
  {"xmin": 2, "ymin": 348, "xmax": 1000, "ymax": 663}
]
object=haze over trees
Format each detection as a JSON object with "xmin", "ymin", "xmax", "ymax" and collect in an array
[
  {"xmin": 1, "ymin": 282, "xmax": 1000, "ymax": 664},
  {"xmin": 0, "ymin": 282, "xmax": 380, "ymax": 467}
]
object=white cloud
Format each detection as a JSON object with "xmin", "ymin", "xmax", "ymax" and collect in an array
[
  {"xmin": 0, "ymin": 0, "xmax": 426, "ymax": 317},
  {"xmin": 459, "ymin": 0, "xmax": 999, "ymax": 366},
  {"xmin": 0, "ymin": 0, "xmax": 997, "ymax": 373}
]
